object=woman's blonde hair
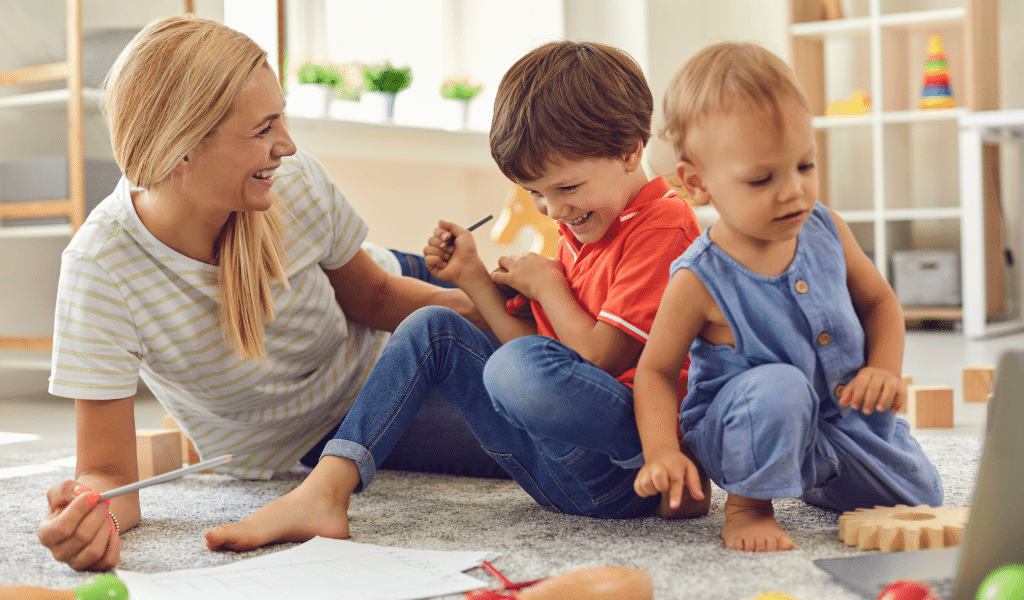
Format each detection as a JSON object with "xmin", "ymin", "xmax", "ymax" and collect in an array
[
  {"xmin": 661, "ymin": 41, "xmax": 810, "ymax": 164},
  {"xmin": 104, "ymin": 15, "xmax": 288, "ymax": 361}
]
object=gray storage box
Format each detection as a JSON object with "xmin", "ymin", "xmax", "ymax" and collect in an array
[
  {"xmin": 0, "ymin": 156, "xmax": 123, "ymax": 226},
  {"xmin": 891, "ymin": 250, "xmax": 961, "ymax": 307}
]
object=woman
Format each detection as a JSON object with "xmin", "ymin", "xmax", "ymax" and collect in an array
[{"xmin": 36, "ymin": 15, "xmax": 480, "ymax": 571}]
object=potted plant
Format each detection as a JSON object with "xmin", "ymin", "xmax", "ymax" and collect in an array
[
  {"xmin": 295, "ymin": 62, "xmax": 342, "ymax": 117},
  {"xmin": 362, "ymin": 62, "xmax": 413, "ymax": 123},
  {"xmin": 440, "ymin": 77, "xmax": 483, "ymax": 129}
]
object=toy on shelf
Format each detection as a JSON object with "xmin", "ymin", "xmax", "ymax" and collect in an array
[
  {"xmin": 491, "ymin": 186, "xmax": 560, "ymax": 258},
  {"xmin": 838, "ymin": 504, "xmax": 969, "ymax": 552},
  {"xmin": 919, "ymin": 34, "xmax": 956, "ymax": 110},
  {"xmin": 826, "ymin": 89, "xmax": 871, "ymax": 116},
  {"xmin": 906, "ymin": 385, "xmax": 954, "ymax": 428},
  {"xmin": 977, "ymin": 564, "xmax": 1024, "ymax": 600},
  {"xmin": 876, "ymin": 579, "xmax": 941, "ymax": 600}
]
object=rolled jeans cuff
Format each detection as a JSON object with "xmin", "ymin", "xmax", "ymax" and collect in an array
[{"xmin": 322, "ymin": 439, "xmax": 376, "ymax": 494}]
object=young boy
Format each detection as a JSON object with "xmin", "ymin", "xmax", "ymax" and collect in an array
[
  {"xmin": 632, "ymin": 42, "xmax": 943, "ymax": 553},
  {"xmin": 206, "ymin": 40, "xmax": 705, "ymax": 552}
]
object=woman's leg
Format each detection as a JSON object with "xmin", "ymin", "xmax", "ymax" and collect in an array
[
  {"xmin": 480, "ymin": 335, "xmax": 660, "ymax": 519},
  {"xmin": 206, "ymin": 306, "xmax": 498, "ymax": 550}
]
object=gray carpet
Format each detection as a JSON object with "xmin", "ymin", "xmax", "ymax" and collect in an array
[{"xmin": 1, "ymin": 434, "xmax": 980, "ymax": 599}]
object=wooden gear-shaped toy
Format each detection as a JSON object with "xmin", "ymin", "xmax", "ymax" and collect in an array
[{"xmin": 838, "ymin": 504, "xmax": 969, "ymax": 552}]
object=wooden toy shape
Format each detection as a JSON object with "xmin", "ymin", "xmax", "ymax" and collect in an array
[
  {"xmin": 135, "ymin": 428, "xmax": 182, "ymax": 480},
  {"xmin": 838, "ymin": 504, "xmax": 969, "ymax": 552},
  {"xmin": 963, "ymin": 366, "xmax": 996, "ymax": 404},
  {"xmin": 490, "ymin": 186, "xmax": 560, "ymax": 258},
  {"xmin": 906, "ymin": 385, "xmax": 954, "ymax": 428},
  {"xmin": 896, "ymin": 375, "xmax": 912, "ymax": 414},
  {"xmin": 820, "ymin": 0, "xmax": 844, "ymax": 20},
  {"xmin": 826, "ymin": 89, "xmax": 871, "ymax": 116},
  {"xmin": 877, "ymin": 580, "xmax": 941, "ymax": 600},
  {"xmin": 162, "ymin": 414, "xmax": 201, "ymax": 465}
]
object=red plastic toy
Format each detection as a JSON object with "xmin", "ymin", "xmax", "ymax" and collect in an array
[{"xmin": 877, "ymin": 580, "xmax": 940, "ymax": 600}]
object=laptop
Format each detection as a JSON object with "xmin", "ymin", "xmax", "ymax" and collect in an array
[{"xmin": 815, "ymin": 350, "xmax": 1024, "ymax": 599}]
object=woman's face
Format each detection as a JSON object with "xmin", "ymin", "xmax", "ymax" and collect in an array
[{"xmin": 185, "ymin": 65, "xmax": 297, "ymax": 214}]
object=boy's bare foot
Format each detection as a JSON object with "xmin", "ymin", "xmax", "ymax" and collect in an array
[
  {"xmin": 656, "ymin": 439, "xmax": 712, "ymax": 519},
  {"xmin": 721, "ymin": 495, "xmax": 795, "ymax": 552},
  {"xmin": 204, "ymin": 456, "xmax": 358, "ymax": 552}
]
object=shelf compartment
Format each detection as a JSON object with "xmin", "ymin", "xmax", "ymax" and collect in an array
[
  {"xmin": 820, "ymin": 125, "xmax": 875, "ymax": 212},
  {"xmin": 878, "ymin": 7, "xmax": 966, "ymax": 27},
  {"xmin": 0, "ymin": 62, "xmax": 69, "ymax": 87},
  {"xmin": 883, "ymin": 119, "xmax": 960, "ymax": 211}
]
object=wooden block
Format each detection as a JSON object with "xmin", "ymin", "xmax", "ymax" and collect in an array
[
  {"xmin": 906, "ymin": 385, "xmax": 954, "ymax": 428},
  {"xmin": 963, "ymin": 366, "xmax": 996, "ymax": 404},
  {"xmin": 896, "ymin": 375, "xmax": 912, "ymax": 414},
  {"xmin": 162, "ymin": 414, "xmax": 200, "ymax": 465},
  {"xmin": 136, "ymin": 429, "xmax": 182, "ymax": 479}
]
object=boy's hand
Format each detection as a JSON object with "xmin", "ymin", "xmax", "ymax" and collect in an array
[
  {"xmin": 491, "ymin": 252, "xmax": 563, "ymax": 300},
  {"xmin": 838, "ymin": 366, "xmax": 901, "ymax": 414},
  {"xmin": 423, "ymin": 220, "xmax": 489, "ymax": 288},
  {"xmin": 634, "ymin": 448, "xmax": 705, "ymax": 511}
]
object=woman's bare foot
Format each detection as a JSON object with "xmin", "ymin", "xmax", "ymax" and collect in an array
[
  {"xmin": 721, "ymin": 495, "xmax": 795, "ymax": 552},
  {"xmin": 655, "ymin": 439, "xmax": 712, "ymax": 519},
  {"xmin": 204, "ymin": 456, "xmax": 359, "ymax": 552}
]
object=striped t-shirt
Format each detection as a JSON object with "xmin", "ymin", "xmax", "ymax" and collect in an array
[{"xmin": 49, "ymin": 150, "xmax": 397, "ymax": 479}]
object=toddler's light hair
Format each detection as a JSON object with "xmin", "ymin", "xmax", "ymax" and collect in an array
[{"xmin": 661, "ymin": 41, "xmax": 810, "ymax": 165}]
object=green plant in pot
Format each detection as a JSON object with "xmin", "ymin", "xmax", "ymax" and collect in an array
[
  {"xmin": 440, "ymin": 77, "xmax": 482, "ymax": 129},
  {"xmin": 363, "ymin": 62, "xmax": 413, "ymax": 122}
]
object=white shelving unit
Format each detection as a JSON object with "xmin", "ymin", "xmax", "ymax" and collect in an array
[{"xmin": 788, "ymin": 0, "xmax": 1002, "ymax": 324}]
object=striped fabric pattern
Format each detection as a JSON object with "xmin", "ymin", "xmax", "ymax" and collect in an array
[{"xmin": 49, "ymin": 150, "xmax": 394, "ymax": 479}]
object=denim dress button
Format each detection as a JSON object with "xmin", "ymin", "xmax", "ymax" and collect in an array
[
  {"xmin": 817, "ymin": 332, "xmax": 831, "ymax": 345},
  {"xmin": 795, "ymin": 280, "xmax": 809, "ymax": 294}
]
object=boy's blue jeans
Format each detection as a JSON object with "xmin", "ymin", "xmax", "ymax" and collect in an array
[{"xmin": 322, "ymin": 305, "xmax": 659, "ymax": 519}]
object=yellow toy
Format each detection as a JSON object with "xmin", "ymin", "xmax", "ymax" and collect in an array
[
  {"xmin": 838, "ymin": 504, "xmax": 968, "ymax": 552},
  {"xmin": 490, "ymin": 186, "xmax": 560, "ymax": 258},
  {"xmin": 826, "ymin": 89, "xmax": 871, "ymax": 116},
  {"xmin": 919, "ymin": 34, "xmax": 956, "ymax": 110}
]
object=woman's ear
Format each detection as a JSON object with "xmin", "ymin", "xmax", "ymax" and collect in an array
[
  {"xmin": 174, "ymin": 154, "xmax": 191, "ymax": 174},
  {"xmin": 677, "ymin": 161, "xmax": 710, "ymax": 206}
]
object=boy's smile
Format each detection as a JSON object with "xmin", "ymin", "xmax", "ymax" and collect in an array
[{"xmin": 520, "ymin": 147, "xmax": 647, "ymax": 245}]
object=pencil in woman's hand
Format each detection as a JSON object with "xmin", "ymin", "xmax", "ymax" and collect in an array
[{"xmin": 98, "ymin": 454, "xmax": 233, "ymax": 501}]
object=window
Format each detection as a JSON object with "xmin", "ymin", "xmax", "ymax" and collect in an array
[{"xmin": 227, "ymin": 0, "xmax": 565, "ymax": 131}]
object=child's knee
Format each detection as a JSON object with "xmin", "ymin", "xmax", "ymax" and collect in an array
[{"xmin": 731, "ymin": 363, "xmax": 816, "ymax": 419}]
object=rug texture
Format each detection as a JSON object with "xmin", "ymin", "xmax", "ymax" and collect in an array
[{"xmin": 0, "ymin": 434, "xmax": 980, "ymax": 599}]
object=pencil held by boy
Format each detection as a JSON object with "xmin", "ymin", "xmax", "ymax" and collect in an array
[
  {"xmin": 632, "ymin": 42, "xmax": 943, "ymax": 552},
  {"xmin": 205, "ymin": 40, "xmax": 706, "ymax": 553}
]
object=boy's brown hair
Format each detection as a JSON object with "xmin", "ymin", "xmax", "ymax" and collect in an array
[
  {"xmin": 490, "ymin": 41, "xmax": 653, "ymax": 183},
  {"xmin": 661, "ymin": 41, "xmax": 810, "ymax": 164}
]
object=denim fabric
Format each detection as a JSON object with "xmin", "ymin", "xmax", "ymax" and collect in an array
[
  {"xmin": 673, "ymin": 203, "xmax": 942, "ymax": 510},
  {"xmin": 322, "ymin": 306, "xmax": 658, "ymax": 519},
  {"xmin": 390, "ymin": 250, "xmax": 456, "ymax": 288}
]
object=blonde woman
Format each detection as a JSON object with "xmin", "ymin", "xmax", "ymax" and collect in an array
[{"xmin": 36, "ymin": 15, "xmax": 481, "ymax": 571}]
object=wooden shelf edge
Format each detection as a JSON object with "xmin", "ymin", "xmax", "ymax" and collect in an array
[
  {"xmin": 0, "ymin": 62, "xmax": 70, "ymax": 87},
  {"xmin": 0, "ymin": 199, "xmax": 74, "ymax": 220},
  {"xmin": 0, "ymin": 336, "xmax": 53, "ymax": 351},
  {"xmin": 903, "ymin": 306, "xmax": 963, "ymax": 321}
]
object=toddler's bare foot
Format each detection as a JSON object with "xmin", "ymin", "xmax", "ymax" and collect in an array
[
  {"xmin": 721, "ymin": 495, "xmax": 795, "ymax": 552},
  {"xmin": 656, "ymin": 439, "xmax": 712, "ymax": 519},
  {"xmin": 205, "ymin": 457, "xmax": 357, "ymax": 552}
]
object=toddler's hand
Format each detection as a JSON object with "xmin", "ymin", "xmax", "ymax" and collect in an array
[
  {"xmin": 838, "ymin": 366, "xmax": 900, "ymax": 415},
  {"xmin": 634, "ymin": 449, "xmax": 705, "ymax": 511}
]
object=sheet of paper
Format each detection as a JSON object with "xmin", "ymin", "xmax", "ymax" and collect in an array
[{"xmin": 117, "ymin": 537, "xmax": 500, "ymax": 600}]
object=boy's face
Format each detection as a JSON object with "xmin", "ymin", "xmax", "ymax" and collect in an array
[
  {"xmin": 679, "ymin": 98, "xmax": 818, "ymax": 251},
  {"xmin": 520, "ymin": 147, "xmax": 643, "ymax": 245}
]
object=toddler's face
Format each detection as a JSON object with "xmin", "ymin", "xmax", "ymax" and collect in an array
[
  {"xmin": 682, "ymin": 98, "xmax": 818, "ymax": 251},
  {"xmin": 519, "ymin": 150, "xmax": 641, "ymax": 245}
]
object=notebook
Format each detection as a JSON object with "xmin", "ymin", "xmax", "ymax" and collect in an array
[{"xmin": 815, "ymin": 350, "xmax": 1024, "ymax": 599}]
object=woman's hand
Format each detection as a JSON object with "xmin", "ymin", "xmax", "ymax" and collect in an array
[{"xmin": 37, "ymin": 481, "xmax": 121, "ymax": 571}]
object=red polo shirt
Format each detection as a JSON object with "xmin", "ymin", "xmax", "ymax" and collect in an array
[{"xmin": 530, "ymin": 176, "xmax": 701, "ymax": 394}]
